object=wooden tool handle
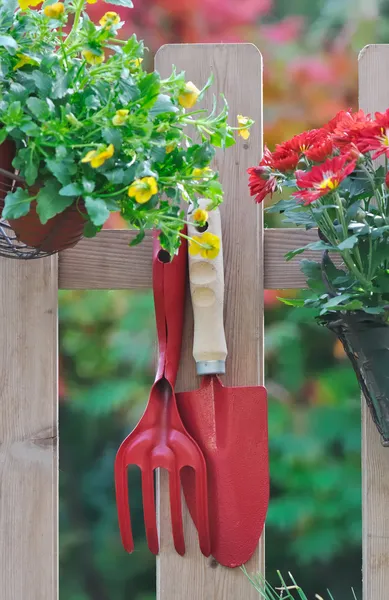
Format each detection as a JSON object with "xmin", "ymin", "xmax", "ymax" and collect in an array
[{"xmin": 188, "ymin": 200, "xmax": 227, "ymax": 375}]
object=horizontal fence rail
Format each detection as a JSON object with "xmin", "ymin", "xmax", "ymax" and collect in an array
[{"xmin": 59, "ymin": 228, "xmax": 319, "ymax": 290}]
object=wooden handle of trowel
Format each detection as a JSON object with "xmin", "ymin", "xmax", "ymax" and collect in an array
[{"xmin": 188, "ymin": 200, "xmax": 227, "ymax": 376}]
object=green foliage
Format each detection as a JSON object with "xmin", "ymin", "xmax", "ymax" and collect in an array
[
  {"xmin": 261, "ymin": 140, "xmax": 389, "ymax": 318},
  {"xmin": 242, "ymin": 568, "xmax": 358, "ymax": 600},
  {"xmin": 0, "ymin": 0, "xmax": 250, "ymax": 253}
]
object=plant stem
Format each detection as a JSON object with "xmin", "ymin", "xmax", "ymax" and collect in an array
[
  {"xmin": 98, "ymin": 186, "xmax": 129, "ymax": 198},
  {"xmin": 334, "ymin": 192, "xmax": 348, "ymax": 239},
  {"xmin": 65, "ymin": 0, "xmax": 84, "ymax": 47}
]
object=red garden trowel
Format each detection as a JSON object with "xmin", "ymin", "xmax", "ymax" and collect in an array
[{"xmin": 176, "ymin": 202, "xmax": 269, "ymax": 568}]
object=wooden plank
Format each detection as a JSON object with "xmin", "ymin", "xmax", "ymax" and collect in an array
[
  {"xmin": 58, "ymin": 228, "xmax": 319, "ymax": 290},
  {"xmin": 359, "ymin": 44, "xmax": 389, "ymax": 600},
  {"xmin": 0, "ymin": 256, "xmax": 58, "ymax": 600},
  {"xmin": 155, "ymin": 44, "xmax": 264, "ymax": 600}
]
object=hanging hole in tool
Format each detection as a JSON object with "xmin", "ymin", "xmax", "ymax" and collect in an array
[
  {"xmin": 158, "ymin": 249, "xmax": 171, "ymax": 263},
  {"xmin": 195, "ymin": 222, "xmax": 209, "ymax": 233}
]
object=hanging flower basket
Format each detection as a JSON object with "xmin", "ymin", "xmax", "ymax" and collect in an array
[
  {"xmin": 321, "ymin": 312, "xmax": 389, "ymax": 444},
  {"xmin": 0, "ymin": 1, "xmax": 252, "ymax": 260},
  {"xmin": 248, "ymin": 107, "xmax": 389, "ymax": 445}
]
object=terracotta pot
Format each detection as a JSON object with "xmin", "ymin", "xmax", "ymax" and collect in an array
[
  {"xmin": 9, "ymin": 200, "xmax": 86, "ymax": 253},
  {"xmin": 0, "ymin": 139, "xmax": 16, "ymax": 213}
]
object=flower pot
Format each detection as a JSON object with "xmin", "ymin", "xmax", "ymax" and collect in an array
[
  {"xmin": 8, "ymin": 200, "xmax": 86, "ymax": 253},
  {"xmin": 321, "ymin": 311, "xmax": 389, "ymax": 444},
  {"xmin": 0, "ymin": 139, "xmax": 16, "ymax": 213}
]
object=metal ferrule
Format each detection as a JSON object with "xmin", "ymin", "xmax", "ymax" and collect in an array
[{"xmin": 196, "ymin": 360, "xmax": 226, "ymax": 376}]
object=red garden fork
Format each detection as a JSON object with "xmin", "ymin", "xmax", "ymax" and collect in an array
[{"xmin": 115, "ymin": 233, "xmax": 211, "ymax": 557}]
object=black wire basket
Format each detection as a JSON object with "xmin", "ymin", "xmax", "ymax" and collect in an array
[
  {"xmin": 0, "ymin": 219, "xmax": 55, "ymax": 259},
  {"xmin": 0, "ymin": 167, "xmax": 85, "ymax": 260},
  {"xmin": 319, "ymin": 249, "xmax": 389, "ymax": 445}
]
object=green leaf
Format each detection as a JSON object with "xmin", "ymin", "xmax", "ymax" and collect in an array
[
  {"xmin": 84, "ymin": 197, "xmax": 110, "ymax": 226},
  {"xmin": 0, "ymin": 35, "xmax": 18, "ymax": 55},
  {"xmin": 20, "ymin": 121, "xmax": 41, "ymax": 136},
  {"xmin": 285, "ymin": 240, "xmax": 335, "ymax": 261},
  {"xmin": 364, "ymin": 306, "xmax": 385, "ymax": 314},
  {"xmin": 31, "ymin": 71, "xmax": 52, "ymax": 97},
  {"xmin": 46, "ymin": 157, "xmax": 77, "ymax": 186},
  {"xmin": 102, "ymin": 128, "xmax": 122, "ymax": 149},
  {"xmin": 13, "ymin": 147, "xmax": 39, "ymax": 186},
  {"xmin": 2, "ymin": 188, "xmax": 31, "ymax": 219},
  {"xmin": 27, "ymin": 97, "xmax": 50, "ymax": 121},
  {"xmin": 150, "ymin": 94, "xmax": 178, "ymax": 117},
  {"xmin": 266, "ymin": 198, "xmax": 295, "ymax": 213},
  {"xmin": 8, "ymin": 100, "xmax": 22, "ymax": 121},
  {"xmin": 60, "ymin": 183, "xmax": 83, "ymax": 197},
  {"xmin": 52, "ymin": 70, "xmax": 73, "ymax": 100},
  {"xmin": 187, "ymin": 143, "xmax": 215, "ymax": 168},
  {"xmin": 337, "ymin": 235, "xmax": 359, "ymax": 250},
  {"xmin": 129, "ymin": 230, "xmax": 145, "ymax": 246},
  {"xmin": 103, "ymin": 0, "xmax": 133, "ymax": 5},
  {"xmin": 103, "ymin": 168, "xmax": 125, "ymax": 184},
  {"xmin": 9, "ymin": 82, "xmax": 28, "ymax": 102},
  {"xmin": 83, "ymin": 220, "xmax": 101, "ymax": 238},
  {"xmin": 278, "ymin": 297, "xmax": 306, "ymax": 307},
  {"xmin": 82, "ymin": 178, "xmax": 95, "ymax": 194},
  {"xmin": 138, "ymin": 72, "xmax": 160, "ymax": 108},
  {"xmin": 323, "ymin": 294, "xmax": 353, "ymax": 308},
  {"xmin": 36, "ymin": 180, "xmax": 73, "ymax": 224}
]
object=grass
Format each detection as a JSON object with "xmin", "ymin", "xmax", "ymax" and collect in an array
[{"xmin": 241, "ymin": 567, "xmax": 359, "ymax": 600}]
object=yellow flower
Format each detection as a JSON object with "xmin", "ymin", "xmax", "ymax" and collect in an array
[
  {"xmin": 82, "ymin": 49, "xmax": 105, "ymax": 65},
  {"xmin": 178, "ymin": 81, "xmax": 200, "ymax": 109},
  {"xmin": 128, "ymin": 177, "xmax": 158, "ymax": 204},
  {"xmin": 166, "ymin": 142, "xmax": 176, "ymax": 154},
  {"xmin": 112, "ymin": 109, "xmax": 129, "ymax": 126},
  {"xmin": 130, "ymin": 58, "xmax": 143, "ymax": 68},
  {"xmin": 192, "ymin": 208, "xmax": 208, "ymax": 225},
  {"xmin": 18, "ymin": 0, "xmax": 42, "ymax": 9},
  {"xmin": 13, "ymin": 54, "xmax": 38, "ymax": 71},
  {"xmin": 44, "ymin": 2, "xmax": 65, "ymax": 18},
  {"xmin": 86, "ymin": 0, "xmax": 98, "ymax": 3},
  {"xmin": 81, "ymin": 144, "xmax": 114, "ymax": 169},
  {"xmin": 192, "ymin": 167, "xmax": 212, "ymax": 179},
  {"xmin": 99, "ymin": 11, "xmax": 120, "ymax": 27},
  {"xmin": 237, "ymin": 115, "xmax": 251, "ymax": 140},
  {"xmin": 189, "ymin": 232, "xmax": 220, "ymax": 260}
]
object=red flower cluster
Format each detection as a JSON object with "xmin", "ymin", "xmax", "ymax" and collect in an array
[
  {"xmin": 293, "ymin": 155, "xmax": 357, "ymax": 204},
  {"xmin": 247, "ymin": 108, "xmax": 388, "ymax": 205}
]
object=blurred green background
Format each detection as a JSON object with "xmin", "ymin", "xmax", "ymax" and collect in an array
[{"xmin": 59, "ymin": 0, "xmax": 388, "ymax": 597}]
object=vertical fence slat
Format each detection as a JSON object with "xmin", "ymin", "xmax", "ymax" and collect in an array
[
  {"xmin": 0, "ymin": 257, "xmax": 58, "ymax": 600},
  {"xmin": 155, "ymin": 43, "xmax": 264, "ymax": 599},
  {"xmin": 359, "ymin": 43, "xmax": 389, "ymax": 600}
]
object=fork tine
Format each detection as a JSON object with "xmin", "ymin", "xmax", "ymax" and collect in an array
[
  {"xmin": 114, "ymin": 455, "xmax": 134, "ymax": 553},
  {"xmin": 194, "ymin": 469, "xmax": 211, "ymax": 557},
  {"xmin": 169, "ymin": 468, "xmax": 185, "ymax": 556},
  {"xmin": 141, "ymin": 468, "xmax": 159, "ymax": 555}
]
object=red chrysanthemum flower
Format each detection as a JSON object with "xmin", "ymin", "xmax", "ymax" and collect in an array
[
  {"xmin": 338, "ymin": 142, "xmax": 364, "ymax": 160},
  {"xmin": 247, "ymin": 166, "xmax": 278, "ymax": 204},
  {"xmin": 293, "ymin": 155, "xmax": 357, "ymax": 205},
  {"xmin": 328, "ymin": 109, "xmax": 377, "ymax": 153},
  {"xmin": 324, "ymin": 109, "xmax": 368, "ymax": 133},
  {"xmin": 277, "ymin": 128, "xmax": 326, "ymax": 156},
  {"xmin": 305, "ymin": 137, "xmax": 334, "ymax": 162},
  {"xmin": 357, "ymin": 108, "xmax": 389, "ymax": 159},
  {"xmin": 271, "ymin": 147, "xmax": 300, "ymax": 172},
  {"xmin": 386, "ymin": 171, "xmax": 389, "ymax": 188},
  {"xmin": 260, "ymin": 146, "xmax": 275, "ymax": 168}
]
